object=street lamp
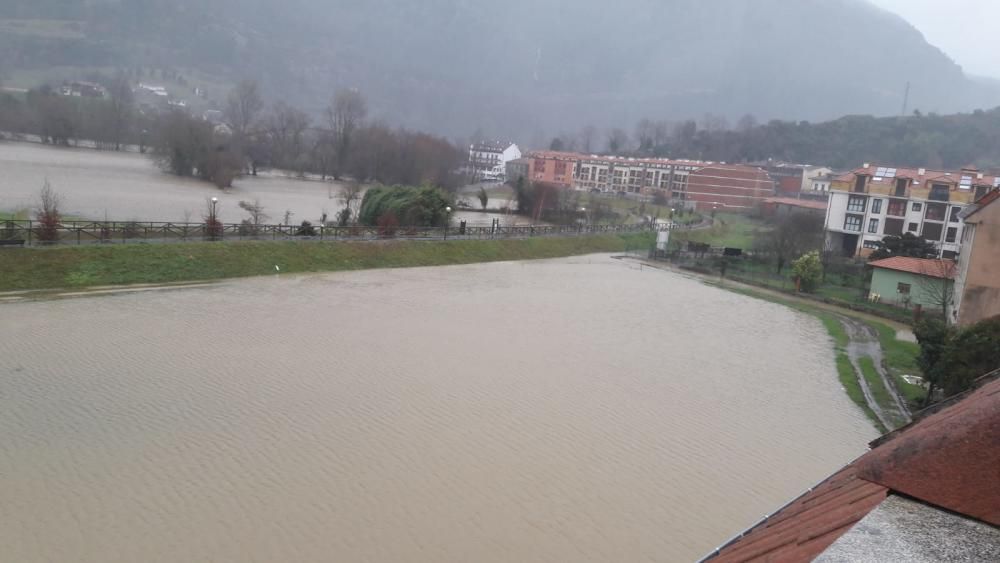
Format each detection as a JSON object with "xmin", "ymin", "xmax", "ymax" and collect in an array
[
  {"xmin": 209, "ymin": 196, "xmax": 220, "ymax": 240},
  {"xmin": 444, "ymin": 206, "xmax": 452, "ymax": 240}
]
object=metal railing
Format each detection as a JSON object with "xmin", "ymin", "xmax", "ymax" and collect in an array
[{"xmin": 0, "ymin": 219, "xmax": 660, "ymax": 247}]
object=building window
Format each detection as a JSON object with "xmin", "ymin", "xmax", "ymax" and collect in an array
[
  {"xmin": 942, "ymin": 250, "xmax": 958, "ymax": 260},
  {"xmin": 534, "ymin": 159, "xmax": 547, "ymax": 173},
  {"xmin": 975, "ymin": 185, "xmax": 989, "ymax": 201},
  {"xmin": 887, "ymin": 200, "xmax": 906, "ymax": 217},
  {"xmin": 929, "ymin": 184, "xmax": 951, "ymax": 202},
  {"xmin": 844, "ymin": 214, "xmax": 863, "ymax": 232},
  {"xmin": 912, "ymin": 202, "xmax": 923, "ymax": 213},
  {"xmin": 871, "ymin": 199, "xmax": 883, "ymax": 214},
  {"xmin": 894, "ymin": 178, "xmax": 908, "ymax": 197},
  {"xmin": 897, "ymin": 282, "xmax": 911, "ymax": 295},
  {"xmin": 925, "ymin": 203, "xmax": 947, "ymax": 221},
  {"xmin": 946, "ymin": 227, "xmax": 958, "ymax": 243},
  {"xmin": 847, "ymin": 195, "xmax": 867, "ymax": 213},
  {"xmin": 863, "ymin": 240, "xmax": 880, "ymax": 250},
  {"xmin": 923, "ymin": 222, "xmax": 943, "ymax": 241},
  {"xmin": 908, "ymin": 222, "xmax": 919, "ymax": 232},
  {"xmin": 868, "ymin": 218, "xmax": 880, "ymax": 233},
  {"xmin": 950, "ymin": 207, "xmax": 962, "ymax": 223},
  {"xmin": 554, "ymin": 161, "xmax": 568, "ymax": 176},
  {"xmin": 854, "ymin": 175, "xmax": 867, "ymax": 193},
  {"xmin": 885, "ymin": 218, "xmax": 904, "ymax": 236}
]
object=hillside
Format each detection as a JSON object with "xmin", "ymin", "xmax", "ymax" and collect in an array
[{"xmin": 1, "ymin": 0, "xmax": 998, "ymax": 140}]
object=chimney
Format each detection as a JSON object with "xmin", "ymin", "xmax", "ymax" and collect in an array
[
  {"xmin": 978, "ymin": 173, "xmax": 984, "ymax": 180},
  {"xmin": 863, "ymin": 162, "xmax": 871, "ymax": 169},
  {"xmin": 918, "ymin": 168, "xmax": 926, "ymax": 176}
]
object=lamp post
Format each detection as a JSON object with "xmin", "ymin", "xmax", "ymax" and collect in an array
[
  {"xmin": 444, "ymin": 206, "xmax": 452, "ymax": 240},
  {"xmin": 209, "ymin": 196, "xmax": 220, "ymax": 241}
]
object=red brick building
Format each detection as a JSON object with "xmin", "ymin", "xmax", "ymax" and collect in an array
[{"xmin": 525, "ymin": 151, "xmax": 774, "ymax": 212}]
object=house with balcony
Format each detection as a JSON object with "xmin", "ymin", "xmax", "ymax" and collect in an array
[
  {"xmin": 468, "ymin": 142, "xmax": 521, "ymax": 181},
  {"xmin": 823, "ymin": 164, "xmax": 1000, "ymax": 258}
]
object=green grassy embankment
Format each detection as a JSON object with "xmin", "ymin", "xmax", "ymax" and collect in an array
[{"xmin": 0, "ymin": 233, "xmax": 654, "ymax": 292}]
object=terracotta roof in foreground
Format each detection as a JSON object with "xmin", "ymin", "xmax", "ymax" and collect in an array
[
  {"xmin": 703, "ymin": 373, "xmax": 1000, "ymax": 562},
  {"xmin": 868, "ymin": 257, "xmax": 957, "ymax": 279}
]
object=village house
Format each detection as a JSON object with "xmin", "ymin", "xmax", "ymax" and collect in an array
[
  {"xmin": 952, "ymin": 189, "xmax": 1000, "ymax": 326},
  {"xmin": 867, "ymin": 256, "xmax": 956, "ymax": 314},
  {"xmin": 823, "ymin": 163, "xmax": 1000, "ymax": 258},
  {"xmin": 468, "ymin": 141, "xmax": 521, "ymax": 181}
]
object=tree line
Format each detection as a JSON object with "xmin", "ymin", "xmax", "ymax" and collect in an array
[
  {"xmin": 0, "ymin": 76, "xmax": 464, "ymax": 190},
  {"xmin": 551, "ymin": 107, "xmax": 1000, "ymax": 170}
]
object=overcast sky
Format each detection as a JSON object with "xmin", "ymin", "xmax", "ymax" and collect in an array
[{"xmin": 870, "ymin": 0, "xmax": 1000, "ymax": 78}]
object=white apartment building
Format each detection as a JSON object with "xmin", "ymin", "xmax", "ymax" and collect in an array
[
  {"xmin": 468, "ymin": 142, "xmax": 521, "ymax": 181},
  {"xmin": 824, "ymin": 164, "xmax": 1000, "ymax": 259}
]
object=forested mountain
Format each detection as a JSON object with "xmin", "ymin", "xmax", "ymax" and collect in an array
[{"xmin": 1, "ymin": 0, "xmax": 998, "ymax": 141}]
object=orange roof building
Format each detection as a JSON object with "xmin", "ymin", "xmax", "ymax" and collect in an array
[{"xmin": 823, "ymin": 163, "xmax": 1000, "ymax": 259}]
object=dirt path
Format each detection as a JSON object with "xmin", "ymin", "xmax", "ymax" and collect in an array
[{"xmin": 839, "ymin": 317, "xmax": 912, "ymax": 430}]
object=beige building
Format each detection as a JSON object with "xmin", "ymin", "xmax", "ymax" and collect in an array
[{"xmin": 952, "ymin": 190, "xmax": 1000, "ymax": 326}]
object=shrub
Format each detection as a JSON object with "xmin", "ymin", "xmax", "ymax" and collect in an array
[
  {"xmin": 296, "ymin": 221, "xmax": 317, "ymax": 237},
  {"xmin": 792, "ymin": 251, "xmax": 823, "ymax": 293},
  {"xmin": 358, "ymin": 185, "xmax": 451, "ymax": 227},
  {"xmin": 34, "ymin": 181, "xmax": 62, "ymax": 243}
]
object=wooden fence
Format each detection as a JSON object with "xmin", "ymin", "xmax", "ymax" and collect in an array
[{"xmin": 0, "ymin": 219, "xmax": 660, "ymax": 247}]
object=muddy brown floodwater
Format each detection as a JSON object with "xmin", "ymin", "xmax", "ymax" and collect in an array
[{"xmin": 0, "ymin": 256, "xmax": 877, "ymax": 562}]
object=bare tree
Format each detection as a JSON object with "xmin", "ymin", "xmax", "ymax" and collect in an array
[
  {"xmin": 579, "ymin": 125, "xmax": 597, "ymax": 154},
  {"xmin": 264, "ymin": 101, "xmax": 310, "ymax": 169},
  {"xmin": 238, "ymin": 199, "xmax": 269, "ymax": 227},
  {"xmin": 35, "ymin": 180, "xmax": 62, "ymax": 243},
  {"xmin": 101, "ymin": 71, "xmax": 134, "ymax": 151},
  {"xmin": 737, "ymin": 113, "xmax": 758, "ymax": 133},
  {"xmin": 225, "ymin": 80, "xmax": 264, "ymax": 139},
  {"xmin": 326, "ymin": 88, "xmax": 368, "ymax": 177},
  {"xmin": 607, "ymin": 128, "xmax": 629, "ymax": 153},
  {"xmin": 915, "ymin": 261, "xmax": 957, "ymax": 319},
  {"xmin": 758, "ymin": 212, "xmax": 825, "ymax": 275},
  {"xmin": 339, "ymin": 181, "xmax": 363, "ymax": 223},
  {"xmin": 635, "ymin": 118, "xmax": 655, "ymax": 152}
]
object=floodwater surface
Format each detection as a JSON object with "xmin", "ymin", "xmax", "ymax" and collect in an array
[
  {"xmin": 0, "ymin": 256, "xmax": 878, "ymax": 562},
  {"xmin": 0, "ymin": 142, "xmax": 532, "ymax": 227}
]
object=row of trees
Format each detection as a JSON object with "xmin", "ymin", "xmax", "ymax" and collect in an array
[
  {"xmin": 555, "ymin": 107, "xmax": 1000, "ymax": 170},
  {"xmin": 212, "ymin": 81, "xmax": 463, "ymax": 189},
  {"xmin": 0, "ymin": 77, "xmax": 464, "ymax": 191}
]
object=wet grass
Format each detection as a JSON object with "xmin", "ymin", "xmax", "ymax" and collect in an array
[
  {"xmin": 870, "ymin": 321, "xmax": 926, "ymax": 407},
  {"xmin": 0, "ymin": 232, "xmax": 654, "ymax": 292},
  {"xmin": 836, "ymin": 353, "xmax": 887, "ymax": 433},
  {"xmin": 858, "ymin": 356, "xmax": 896, "ymax": 416}
]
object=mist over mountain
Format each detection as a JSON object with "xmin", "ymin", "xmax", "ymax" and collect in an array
[{"xmin": 2, "ymin": 0, "xmax": 998, "ymax": 142}]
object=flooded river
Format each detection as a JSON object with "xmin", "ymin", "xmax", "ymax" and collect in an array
[
  {"xmin": 0, "ymin": 256, "xmax": 877, "ymax": 562},
  {"xmin": 0, "ymin": 142, "xmax": 534, "ymax": 227}
]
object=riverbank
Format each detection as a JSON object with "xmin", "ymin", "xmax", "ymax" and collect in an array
[{"xmin": 0, "ymin": 232, "xmax": 653, "ymax": 293}]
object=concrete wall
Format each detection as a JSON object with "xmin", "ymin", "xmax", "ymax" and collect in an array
[
  {"xmin": 870, "ymin": 268, "xmax": 952, "ymax": 312},
  {"xmin": 955, "ymin": 200, "xmax": 1000, "ymax": 325}
]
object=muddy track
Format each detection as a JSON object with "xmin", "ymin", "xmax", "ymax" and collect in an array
[{"xmin": 839, "ymin": 316, "xmax": 912, "ymax": 430}]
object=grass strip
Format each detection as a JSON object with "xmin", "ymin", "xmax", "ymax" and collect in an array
[
  {"xmin": 836, "ymin": 353, "xmax": 887, "ymax": 433},
  {"xmin": 0, "ymin": 233, "xmax": 654, "ymax": 292}
]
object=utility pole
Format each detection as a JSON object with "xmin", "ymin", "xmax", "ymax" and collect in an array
[{"xmin": 901, "ymin": 81, "xmax": 911, "ymax": 117}]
